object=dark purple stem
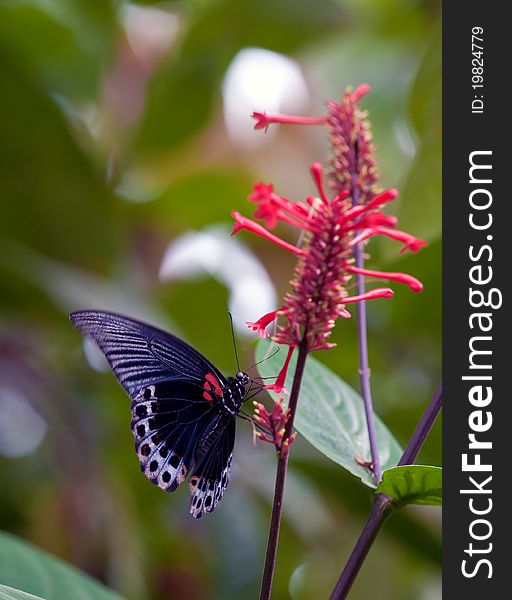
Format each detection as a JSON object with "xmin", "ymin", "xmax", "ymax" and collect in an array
[
  {"xmin": 329, "ymin": 384, "xmax": 442, "ymax": 600},
  {"xmin": 399, "ymin": 383, "xmax": 442, "ymax": 466},
  {"xmin": 354, "ymin": 243, "xmax": 382, "ymax": 482},
  {"xmin": 259, "ymin": 338, "xmax": 309, "ymax": 600},
  {"xmin": 329, "ymin": 493, "xmax": 393, "ymax": 600},
  {"xmin": 351, "ymin": 181, "xmax": 382, "ymax": 482}
]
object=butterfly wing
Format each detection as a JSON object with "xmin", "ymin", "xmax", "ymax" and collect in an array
[
  {"xmin": 131, "ymin": 380, "xmax": 222, "ymax": 494},
  {"xmin": 70, "ymin": 310, "xmax": 226, "ymax": 397},
  {"xmin": 188, "ymin": 418, "xmax": 236, "ymax": 518},
  {"xmin": 70, "ymin": 310, "xmax": 232, "ymax": 506}
]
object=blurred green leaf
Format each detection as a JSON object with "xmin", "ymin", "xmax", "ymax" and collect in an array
[
  {"xmin": 376, "ymin": 465, "xmax": 442, "ymax": 507},
  {"xmin": 0, "ymin": 584, "xmax": 45, "ymax": 600},
  {"xmin": 396, "ymin": 24, "xmax": 441, "ymax": 243},
  {"xmin": 342, "ymin": 0, "xmax": 439, "ymax": 41},
  {"xmin": 0, "ymin": 239, "xmax": 170, "ymax": 326},
  {"xmin": 409, "ymin": 25, "xmax": 441, "ymax": 138},
  {"xmin": 396, "ymin": 131, "xmax": 441, "ymax": 243},
  {"xmin": 255, "ymin": 339, "xmax": 402, "ymax": 487},
  {"xmin": 0, "ymin": 1, "xmax": 115, "ymax": 100},
  {"xmin": 0, "ymin": 532, "xmax": 126, "ymax": 600},
  {"xmin": 135, "ymin": 0, "xmax": 346, "ymax": 152},
  {"xmin": 138, "ymin": 168, "xmax": 254, "ymax": 231},
  {"xmin": 0, "ymin": 52, "xmax": 115, "ymax": 267},
  {"xmin": 294, "ymin": 458, "xmax": 442, "ymax": 565}
]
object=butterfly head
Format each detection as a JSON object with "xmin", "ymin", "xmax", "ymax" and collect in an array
[{"xmin": 235, "ymin": 371, "xmax": 251, "ymax": 386}]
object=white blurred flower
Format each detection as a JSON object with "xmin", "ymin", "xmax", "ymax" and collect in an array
[
  {"xmin": 222, "ymin": 47, "xmax": 310, "ymax": 148},
  {"xmin": 0, "ymin": 387, "xmax": 48, "ymax": 458},
  {"xmin": 159, "ymin": 226, "xmax": 277, "ymax": 335}
]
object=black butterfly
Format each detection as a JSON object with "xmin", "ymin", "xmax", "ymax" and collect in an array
[{"xmin": 70, "ymin": 310, "xmax": 252, "ymax": 518}]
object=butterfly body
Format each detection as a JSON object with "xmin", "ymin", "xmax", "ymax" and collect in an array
[
  {"xmin": 70, "ymin": 310, "xmax": 250, "ymax": 518},
  {"xmin": 219, "ymin": 372, "xmax": 251, "ymax": 415}
]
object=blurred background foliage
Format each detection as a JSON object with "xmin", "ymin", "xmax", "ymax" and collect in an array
[{"xmin": 0, "ymin": 0, "xmax": 441, "ymax": 599}]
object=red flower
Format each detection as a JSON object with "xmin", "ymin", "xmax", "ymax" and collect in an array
[
  {"xmin": 249, "ymin": 182, "xmax": 275, "ymax": 202},
  {"xmin": 231, "ymin": 211, "xmax": 307, "ymax": 255},
  {"xmin": 245, "ymin": 308, "xmax": 282, "ymax": 338},
  {"xmin": 253, "ymin": 398, "xmax": 297, "ymax": 457},
  {"xmin": 252, "ymin": 111, "xmax": 325, "ymax": 132},
  {"xmin": 264, "ymin": 345, "xmax": 294, "ymax": 394}
]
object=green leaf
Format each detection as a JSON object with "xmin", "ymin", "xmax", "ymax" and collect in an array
[
  {"xmin": 0, "ymin": 584, "xmax": 45, "ymax": 600},
  {"xmin": 0, "ymin": 531, "xmax": 127, "ymax": 600},
  {"xmin": 376, "ymin": 465, "xmax": 442, "ymax": 507},
  {"xmin": 255, "ymin": 339, "xmax": 402, "ymax": 487}
]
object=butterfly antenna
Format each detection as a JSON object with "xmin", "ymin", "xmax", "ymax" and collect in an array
[
  {"xmin": 227, "ymin": 311, "xmax": 241, "ymax": 372},
  {"xmin": 246, "ymin": 346, "xmax": 280, "ymax": 372}
]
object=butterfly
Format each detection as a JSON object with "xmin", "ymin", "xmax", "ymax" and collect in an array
[{"xmin": 70, "ymin": 310, "xmax": 253, "ymax": 518}]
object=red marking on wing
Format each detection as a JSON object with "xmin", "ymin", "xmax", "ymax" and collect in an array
[
  {"xmin": 205, "ymin": 372, "xmax": 223, "ymax": 396},
  {"xmin": 203, "ymin": 391, "xmax": 213, "ymax": 402}
]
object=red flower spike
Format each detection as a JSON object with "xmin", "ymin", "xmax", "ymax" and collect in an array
[
  {"xmin": 235, "ymin": 85, "xmax": 426, "ymax": 355},
  {"xmin": 326, "ymin": 85, "xmax": 378, "ymax": 204}
]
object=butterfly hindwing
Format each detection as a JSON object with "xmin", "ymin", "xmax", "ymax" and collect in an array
[
  {"xmin": 69, "ymin": 310, "xmax": 226, "ymax": 398},
  {"xmin": 189, "ymin": 418, "xmax": 235, "ymax": 518},
  {"xmin": 131, "ymin": 380, "xmax": 221, "ymax": 492}
]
